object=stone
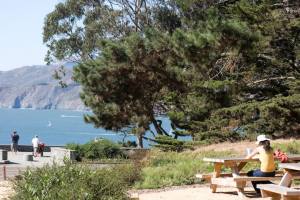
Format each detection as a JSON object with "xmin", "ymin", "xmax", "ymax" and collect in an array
[
  {"xmin": 0, "ymin": 150, "xmax": 8, "ymax": 160},
  {"xmin": 23, "ymin": 154, "xmax": 33, "ymax": 161}
]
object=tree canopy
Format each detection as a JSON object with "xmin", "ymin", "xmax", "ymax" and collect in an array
[{"xmin": 44, "ymin": 0, "xmax": 300, "ymax": 148}]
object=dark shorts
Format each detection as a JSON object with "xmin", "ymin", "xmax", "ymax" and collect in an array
[
  {"xmin": 11, "ymin": 143, "xmax": 18, "ymax": 151},
  {"xmin": 247, "ymin": 169, "xmax": 275, "ymax": 193}
]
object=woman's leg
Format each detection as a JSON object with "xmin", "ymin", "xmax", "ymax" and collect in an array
[{"xmin": 251, "ymin": 170, "xmax": 275, "ymax": 193}]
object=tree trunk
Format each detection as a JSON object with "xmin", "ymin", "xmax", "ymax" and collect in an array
[
  {"xmin": 152, "ymin": 119, "xmax": 169, "ymax": 136},
  {"xmin": 136, "ymin": 133, "xmax": 144, "ymax": 148}
]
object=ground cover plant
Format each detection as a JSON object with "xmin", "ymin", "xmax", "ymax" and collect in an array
[{"xmin": 12, "ymin": 162, "xmax": 138, "ymax": 200}]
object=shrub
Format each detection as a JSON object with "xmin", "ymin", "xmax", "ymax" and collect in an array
[
  {"xmin": 65, "ymin": 143, "xmax": 84, "ymax": 161},
  {"xmin": 66, "ymin": 139, "xmax": 127, "ymax": 160},
  {"xmin": 12, "ymin": 162, "xmax": 134, "ymax": 200}
]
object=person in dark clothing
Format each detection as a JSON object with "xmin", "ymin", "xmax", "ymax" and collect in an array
[{"xmin": 11, "ymin": 131, "xmax": 20, "ymax": 153}]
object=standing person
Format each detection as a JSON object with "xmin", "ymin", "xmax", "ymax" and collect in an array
[
  {"xmin": 32, "ymin": 135, "xmax": 40, "ymax": 157},
  {"xmin": 246, "ymin": 134, "xmax": 276, "ymax": 194},
  {"xmin": 11, "ymin": 131, "xmax": 20, "ymax": 153}
]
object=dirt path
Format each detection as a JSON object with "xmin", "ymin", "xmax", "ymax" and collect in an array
[
  {"xmin": 134, "ymin": 185, "xmax": 264, "ymax": 200},
  {"xmin": 0, "ymin": 181, "xmax": 14, "ymax": 200}
]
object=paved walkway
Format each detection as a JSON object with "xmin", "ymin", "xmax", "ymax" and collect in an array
[{"xmin": 0, "ymin": 151, "xmax": 62, "ymax": 180}]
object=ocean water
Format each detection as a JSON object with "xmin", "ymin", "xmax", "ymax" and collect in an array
[{"xmin": 0, "ymin": 108, "xmax": 174, "ymax": 147}]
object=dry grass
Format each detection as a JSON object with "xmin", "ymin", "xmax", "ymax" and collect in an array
[{"xmin": 193, "ymin": 138, "xmax": 298, "ymax": 155}]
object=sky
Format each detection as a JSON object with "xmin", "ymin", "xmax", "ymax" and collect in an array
[{"xmin": 0, "ymin": 1, "xmax": 61, "ymax": 71}]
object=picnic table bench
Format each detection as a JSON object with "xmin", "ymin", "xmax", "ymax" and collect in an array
[
  {"xmin": 258, "ymin": 163, "xmax": 300, "ymax": 200},
  {"xmin": 199, "ymin": 155, "xmax": 300, "ymax": 198}
]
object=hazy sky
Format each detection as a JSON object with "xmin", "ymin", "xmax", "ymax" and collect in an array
[{"xmin": 0, "ymin": 1, "xmax": 60, "ymax": 71}]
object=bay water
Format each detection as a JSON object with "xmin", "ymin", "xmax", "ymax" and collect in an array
[{"xmin": 0, "ymin": 108, "xmax": 173, "ymax": 147}]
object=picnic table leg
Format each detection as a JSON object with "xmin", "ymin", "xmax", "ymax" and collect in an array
[
  {"xmin": 210, "ymin": 163, "xmax": 222, "ymax": 193},
  {"xmin": 279, "ymin": 172, "xmax": 293, "ymax": 187},
  {"xmin": 282, "ymin": 196, "xmax": 300, "ymax": 200},
  {"xmin": 261, "ymin": 190, "xmax": 281, "ymax": 200},
  {"xmin": 231, "ymin": 163, "xmax": 246, "ymax": 198},
  {"xmin": 237, "ymin": 162, "xmax": 247, "ymax": 172}
]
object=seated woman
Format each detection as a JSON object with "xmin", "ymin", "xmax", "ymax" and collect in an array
[{"xmin": 246, "ymin": 134, "xmax": 275, "ymax": 194}]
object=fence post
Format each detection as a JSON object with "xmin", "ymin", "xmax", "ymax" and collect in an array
[{"xmin": 3, "ymin": 165, "xmax": 6, "ymax": 180}]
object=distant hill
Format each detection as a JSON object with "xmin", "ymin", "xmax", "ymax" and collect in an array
[{"xmin": 0, "ymin": 65, "xmax": 85, "ymax": 110}]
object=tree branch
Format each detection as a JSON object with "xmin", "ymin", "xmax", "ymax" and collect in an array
[{"xmin": 247, "ymin": 76, "xmax": 296, "ymax": 86}]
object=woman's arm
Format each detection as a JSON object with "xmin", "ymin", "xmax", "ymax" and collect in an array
[{"xmin": 245, "ymin": 148, "xmax": 259, "ymax": 159}]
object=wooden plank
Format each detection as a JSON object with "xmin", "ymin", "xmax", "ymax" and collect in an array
[
  {"xmin": 237, "ymin": 161, "xmax": 247, "ymax": 172},
  {"xmin": 233, "ymin": 176, "xmax": 283, "ymax": 182},
  {"xmin": 195, "ymin": 174, "xmax": 212, "ymax": 180},
  {"xmin": 279, "ymin": 163, "xmax": 300, "ymax": 171},
  {"xmin": 279, "ymin": 172, "xmax": 293, "ymax": 187},
  {"xmin": 230, "ymin": 163, "xmax": 240, "ymax": 177},
  {"xmin": 260, "ymin": 190, "xmax": 281, "ymax": 200},
  {"xmin": 210, "ymin": 163, "xmax": 222, "ymax": 193},
  {"xmin": 204, "ymin": 155, "xmax": 300, "ymax": 164},
  {"xmin": 203, "ymin": 157, "xmax": 258, "ymax": 163},
  {"xmin": 257, "ymin": 184, "xmax": 300, "ymax": 196},
  {"xmin": 203, "ymin": 158, "xmax": 226, "ymax": 163},
  {"xmin": 282, "ymin": 196, "xmax": 300, "ymax": 200},
  {"xmin": 286, "ymin": 155, "xmax": 300, "ymax": 161},
  {"xmin": 195, "ymin": 172, "xmax": 250, "ymax": 179},
  {"xmin": 234, "ymin": 175, "xmax": 300, "ymax": 182},
  {"xmin": 211, "ymin": 177, "xmax": 237, "ymax": 187}
]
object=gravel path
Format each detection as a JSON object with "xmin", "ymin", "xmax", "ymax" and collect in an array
[{"xmin": 0, "ymin": 181, "xmax": 14, "ymax": 200}]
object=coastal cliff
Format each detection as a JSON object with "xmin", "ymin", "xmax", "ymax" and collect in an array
[{"xmin": 0, "ymin": 65, "xmax": 85, "ymax": 110}]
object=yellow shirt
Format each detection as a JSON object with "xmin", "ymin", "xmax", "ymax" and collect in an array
[{"xmin": 258, "ymin": 148, "xmax": 275, "ymax": 172}]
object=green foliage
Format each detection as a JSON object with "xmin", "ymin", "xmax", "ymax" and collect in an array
[
  {"xmin": 205, "ymin": 94, "xmax": 300, "ymax": 139},
  {"xmin": 45, "ymin": 0, "xmax": 300, "ymax": 146},
  {"xmin": 65, "ymin": 143, "xmax": 84, "ymax": 161},
  {"xmin": 135, "ymin": 149, "xmax": 238, "ymax": 189},
  {"xmin": 66, "ymin": 139, "xmax": 126, "ymax": 160},
  {"xmin": 152, "ymin": 135, "xmax": 193, "ymax": 152},
  {"xmin": 13, "ymin": 162, "xmax": 134, "ymax": 200},
  {"xmin": 273, "ymin": 141, "xmax": 300, "ymax": 154}
]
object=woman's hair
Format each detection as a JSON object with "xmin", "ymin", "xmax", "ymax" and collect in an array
[{"xmin": 259, "ymin": 140, "xmax": 272, "ymax": 152}]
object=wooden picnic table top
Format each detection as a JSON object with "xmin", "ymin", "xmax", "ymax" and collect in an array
[
  {"xmin": 203, "ymin": 154, "xmax": 300, "ymax": 164},
  {"xmin": 203, "ymin": 157, "xmax": 257, "ymax": 163},
  {"xmin": 279, "ymin": 163, "xmax": 300, "ymax": 171}
]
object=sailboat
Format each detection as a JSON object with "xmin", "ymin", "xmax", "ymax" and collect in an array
[{"xmin": 47, "ymin": 121, "xmax": 52, "ymax": 127}]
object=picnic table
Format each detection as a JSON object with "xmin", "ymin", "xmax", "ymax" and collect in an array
[
  {"xmin": 258, "ymin": 163, "xmax": 300, "ymax": 200},
  {"xmin": 200, "ymin": 155, "xmax": 300, "ymax": 198}
]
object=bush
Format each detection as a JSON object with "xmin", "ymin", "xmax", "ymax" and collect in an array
[
  {"xmin": 12, "ymin": 162, "xmax": 135, "ymax": 200},
  {"xmin": 65, "ymin": 143, "xmax": 84, "ymax": 161},
  {"xmin": 66, "ymin": 139, "xmax": 127, "ymax": 160}
]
